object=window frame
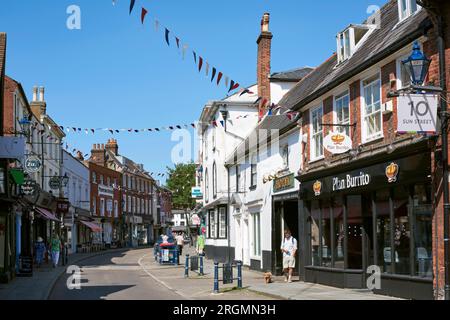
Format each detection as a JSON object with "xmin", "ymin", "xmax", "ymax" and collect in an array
[
  {"xmin": 205, "ymin": 168, "xmax": 209, "ymax": 203},
  {"xmin": 398, "ymin": 0, "xmax": 420, "ymax": 22},
  {"xmin": 310, "ymin": 105, "xmax": 324, "ymax": 162},
  {"xmin": 333, "ymin": 90, "xmax": 351, "ymax": 137},
  {"xmin": 361, "ymin": 74, "xmax": 383, "ymax": 143},
  {"xmin": 251, "ymin": 212, "xmax": 262, "ymax": 258},
  {"xmin": 212, "ymin": 162, "xmax": 217, "ymax": 199},
  {"xmin": 218, "ymin": 206, "xmax": 227, "ymax": 239},
  {"xmin": 250, "ymin": 153, "xmax": 258, "ymax": 189}
]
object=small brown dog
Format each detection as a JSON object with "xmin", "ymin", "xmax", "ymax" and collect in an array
[{"xmin": 263, "ymin": 272, "xmax": 273, "ymax": 284}]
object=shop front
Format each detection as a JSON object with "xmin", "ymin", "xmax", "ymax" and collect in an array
[{"xmin": 298, "ymin": 149, "xmax": 433, "ymax": 300}]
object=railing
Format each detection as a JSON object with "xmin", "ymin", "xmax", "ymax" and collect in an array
[
  {"xmin": 213, "ymin": 261, "xmax": 243, "ymax": 294},
  {"xmin": 184, "ymin": 254, "xmax": 204, "ymax": 277}
]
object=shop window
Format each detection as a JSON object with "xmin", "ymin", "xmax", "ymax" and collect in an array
[
  {"xmin": 218, "ymin": 207, "xmax": 227, "ymax": 239},
  {"xmin": 321, "ymin": 200, "xmax": 332, "ymax": 267},
  {"xmin": 412, "ymin": 184, "xmax": 432, "ymax": 278},
  {"xmin": 347, "ymin": 195, "xmax": 363, "ymax": 270},
  {"xmin": 100, "ymin": 198, "xmax": 105, "ymax": 217},
  {"xmin": 332, "ymin": 197, "xmax": 345, "ymax": 269},
  {"xmin": 310, "ymin": 200, "xmax": 321, "ymax": 266},
  {"xmin": 208, "ymin": 210, "xmax": 217, "ymax": 239},
  {"xmin": 376, "ymin": 189, "xmax": 391, "ymax": 273},
  {"xmin": 393, "ymin": 185, "xmax": 411, "ymax": 275}
]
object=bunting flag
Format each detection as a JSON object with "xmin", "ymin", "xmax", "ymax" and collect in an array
[
  {"xmin": 141, "ymin": 7, "xmax": 148, "ymax": 24},
  {"xmin": 193, "ymin": 51, "xmax": 197, "ymax": 64},
  {"xmin": 224, "ymin": 76, "xmax": 229, "ymax": 88},
  {"xmin": 217, "ymin": 72, "xmax": 223, "ymax": 85},
  {"xmin": 182, "ymin": 44, "xmax": 188, "ymax": 60},
  {"xmin": 205, "ymin": 62, "xmax": 210, "ymax": 77},
  {"xmin": 240, "ymin": 88, "xmax": 254, "ymax": 96},
  {"xmin": 211, "ymin": 67, "xmax": 217, "ymax": 82},
  {"xmin": 155, "ymin": 19, "xmax": 160, "ymax": 32},
  {"xmin": 229, "ymin": 80, "xmax": 239, "ymax": 93},
  {"xmin": 254, "ymin": 97, "xmax": 262, "ymax": 105},
  {"xmin": 198, "ymin": 57, "xmax": 203, "ymax": 72},
  {"xmin": 175, "ymin": 37, "xmax": 180, "ymax": 49},
  {"xmin": 165, "ymin": 28, "xmax": 170, "ymax": 46},
  {"xmin": 129, "ymin": 0, "xmax": 136, "ymax": 15}
]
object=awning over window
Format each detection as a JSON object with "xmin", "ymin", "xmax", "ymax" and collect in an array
[
  {"xmin": 35, "ymin": 207, "xmax": 60, "ymax": 222},
  {"xmin": 80, "ymin": 221, "xmax": 102, "ymax": 232}
]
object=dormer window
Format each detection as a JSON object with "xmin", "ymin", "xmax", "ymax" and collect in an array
[
  {"xmin": 398, "ymin": 0, "xmax": 420, "ymax": 22},
  {"xmin": 336, "ymin": 25, "xmax": 374, "ymax": 64}
]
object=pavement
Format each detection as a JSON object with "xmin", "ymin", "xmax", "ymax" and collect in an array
[
  {"xmin": 0, "ymin": 246, "xmax": 402, "ymax": 300},
  {"xmin": 0, "ymin": 247, "xmax": 131, "ymax": 300}
]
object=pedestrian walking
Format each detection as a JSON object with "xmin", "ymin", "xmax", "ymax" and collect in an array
[
  {"xmin": 176, "ymin": 232, "xmax": 184, "ymax": 257},
  {"xmin": 196, "ymin": 234, "xmax": 205, "ymax": 256},
  {"xmin": 34, "ymin": 237, "xmax": 46, "ymax": 268},
  {"xmin": 281, "ymin": 229, "xmax": 297, "ymax": 283},
  {"xmin": 51, "ymin": 234, "xmax": 62, "ymax": 268}
]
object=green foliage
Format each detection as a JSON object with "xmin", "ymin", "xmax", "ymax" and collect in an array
[{"xmin": 165, "ymin": 163, "xmax": 196, "ymax": 210}]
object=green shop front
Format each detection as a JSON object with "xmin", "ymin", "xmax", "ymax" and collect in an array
[{"xmin": 297, "ymin": 149, "xmax": 433, "ymax": 300}]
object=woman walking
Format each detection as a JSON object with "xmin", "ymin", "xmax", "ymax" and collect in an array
[
  {"xmin": 51, "ymin": 234, "xmax": 62, "ymax": 268},
  {"xmin": 34, "ymin": 237, "xmax": 46, "ymax": 268}
]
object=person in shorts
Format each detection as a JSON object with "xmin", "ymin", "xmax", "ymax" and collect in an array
[{"xmin": 281, "ymin": 229, "xmax": 297, "ymax": 283}]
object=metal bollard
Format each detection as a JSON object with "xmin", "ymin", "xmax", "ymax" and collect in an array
[
  {"xmin": 199, "ymin": 256, "xmax": 204, "ymax": 276},
  {"xmin": 237, "ymin": 261, "xmax": 242, "ymax": 289},
  {"xmin": 184, "ymin": 254, "xmax": 189, "ymax": 278},
  {"xmin": 213, "ymin": 262, "xmax": 219, "ymax": 294}
]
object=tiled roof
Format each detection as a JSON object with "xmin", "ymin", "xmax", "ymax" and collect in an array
[
  {"xmin": 278, "ymin": 0, "xmax": 432, "ymax": 111},
  {"xmin": 270, "ymin": 67, "xmax": 315, "ymax": 82}
]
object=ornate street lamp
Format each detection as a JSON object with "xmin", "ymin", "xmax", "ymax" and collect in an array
[
  {"xmin": 402, "ymin": 41, "xmax": 431, "ymax": 86},
  {"xmin": 18, "ymin": 116, "xmax": 31, "ymax": 137},
  {"xmin": 61, "ymin": 173, "xmax": 69, "ymax": 187}
]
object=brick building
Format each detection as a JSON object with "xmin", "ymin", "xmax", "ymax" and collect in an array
[
  {"xmin": 88, "ymin": 149, "xmax": 122, "ymax": 247},
  {"xmin": 272, "ymin": 0, "xmax": 450, "ymax": 299}
]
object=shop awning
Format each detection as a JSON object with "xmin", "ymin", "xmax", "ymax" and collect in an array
[
  {"xmin": 80, "ymin": 221, "xmax": 102, "ymax": 232},
  {"xmin": 35, "ymin": 207, "xmax": 60, "ymax": 222}
]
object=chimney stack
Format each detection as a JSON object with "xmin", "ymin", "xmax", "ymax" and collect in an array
[
  {"xmin": 257, "ymin": 12, "xmax": 272, "ymax": 121},
  {"xmin": 30, "ymin": 85, "xmax": 46, "ymax": 118},
  {"xmin": 106, "ymin": 138, "xmax": 119, "ymax": 156},
  {"xmin": 90, "ymin": 143, "xmax": 106, "ymax": 166}
]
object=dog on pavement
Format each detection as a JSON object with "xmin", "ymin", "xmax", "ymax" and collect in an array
[{"xmin": 263, "ymin": 272, "xmax": 273, "ymax": 284}]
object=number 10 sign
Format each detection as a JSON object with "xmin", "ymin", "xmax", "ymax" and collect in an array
[{"xmin": 397, "ymin": 94, "xmax": 438, "ymax": 134}]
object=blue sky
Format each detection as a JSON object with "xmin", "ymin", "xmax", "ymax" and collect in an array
[{"xmin": 1, "ymin": 0, "xmax": 386, "ymax": 181}]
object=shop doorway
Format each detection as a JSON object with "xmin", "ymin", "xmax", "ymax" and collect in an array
[{"xmin": 273, "ymin": 200, "xmax": 299, "ymax": 275}]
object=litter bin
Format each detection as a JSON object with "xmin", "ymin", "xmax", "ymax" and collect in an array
[{"xmin": 158, "ymin": 242, "xmax": 178, "ymax": 265}]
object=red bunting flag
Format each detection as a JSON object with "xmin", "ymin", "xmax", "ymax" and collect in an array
[
  {"xmin": 217, "ymin": 72, "xmax": 223, "ymax": 85},
  {"xmin": 229, "ymin": 80, "xmax": 239, "ymax": 93},
  {"xmin": 141, "ymin": 7, "xmax": 148, "ymax": 24},
  {"xmin": 198, "ymin": 57, "xmax": 203, "ymax": 72},
  {"xmin": 240, "ymin": 88, "xmax": 254, "ymax": 96}
]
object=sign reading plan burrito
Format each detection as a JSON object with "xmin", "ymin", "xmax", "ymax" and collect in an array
[{"xmin": 397, "ymin": 94, "xmax": 438, "ymax": 133}]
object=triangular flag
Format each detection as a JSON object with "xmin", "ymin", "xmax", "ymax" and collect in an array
[
  {"xmin": 205, "ymin": 62, "xmax": 210, "ymax": 77},
  {"xmin": 182, "ymin": 44, "xmax": 188, "ymax": 60},
  {"xmin": 155, "ymin": 19, "xmax": 160, "ymax": 32},
  {"xmin": 193, "ymin": 51, "xmax": 197, "ymax": 64},
  {"xmin": 217, "ymin": 72, "xmax": 223, "ymax": 85},
  {"xmin": 211, "ymin": 67, "xmax": 217, "ymax": 82},
  {"xmin": 129, "ymin": 0, "xmax": 136, "ymax": 15},
  {"xmin": 224, "ymin": 76, "xmax": 229, "ymax": 89},
  {"xmin": 229, "ymin": 80, "xmax": 239, "ymax": 93},
  {"xmin": 198, "ymin": 57, "xmax": 203, "ymax": 72},
  {"xmin": 141, "ymin": 7, "xmax": 148, "ymax": 24},
  {"xmin": 254, "ymin": 97, "xmax": 262, "ymax": 105},
  {"xmin": 165, "ymin": 28, "xmax": 170, "ymax": 46},
  {"xmin": 175, "ymin": 37, "xmax": 180, "ymax": 49},
  {"xmin": 240, "ymin": 88, "xmax": 254, "ymax": 96}
]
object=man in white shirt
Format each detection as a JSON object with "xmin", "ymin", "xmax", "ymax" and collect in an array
[{"xmin": 281, "ymin": 229, "xmax": 297, "ymax": 283}]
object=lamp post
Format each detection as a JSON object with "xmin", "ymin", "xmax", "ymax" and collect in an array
[{"xmin": 402, "ymin": 40, "xmax": 448, "ymax": 300}]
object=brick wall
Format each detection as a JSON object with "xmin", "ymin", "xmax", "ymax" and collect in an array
[
  {"xmin": 2, "ymin": 76, "xmax": 16, "ymax": 134},
  {"xmin": 257, "ymin": 13, "xmax": 272, "ymax": 119}
]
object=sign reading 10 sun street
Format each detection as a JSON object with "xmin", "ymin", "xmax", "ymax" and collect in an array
[{"xmin": 397, "ymin": 94, "xmax": 438, "ymax": 134}]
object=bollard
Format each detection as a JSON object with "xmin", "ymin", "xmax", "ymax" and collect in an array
[
  {"xmin": 199, "ymin": 255, "xmax": 204, "ymax": 276},
  {"xmin": 237, "ymin": 261, "xmax": 242, "ymax": 289},
  {"xmin": 213, "ymin": 262, "xmax": 219, "ymax": 294},
  {"xmin": 184, "ymin": 254, "xmax": 189, "ymax": 278}
]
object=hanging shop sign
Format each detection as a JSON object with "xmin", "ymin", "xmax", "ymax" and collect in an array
[
  {"xmin": 98, "ymin": 185, "xmax": 114, "ymax": 197},
  {"xmin": 385, "ymin": 162, "xmax": 399, "ymax": 183},
  {"xmin": 24, "ymin": 155, "xmax": 42, "ymax": 174},
  {"xmin": 21, "ymin": 179, "xmax": 37, "ymax": 196},
  {"xmin": 273, "ymin": 173, "xmax": 295, "ymax": 193},
  {"xmin": 397, "ymin": 94, "xmax": 438, "ymax": 133},
  {"xmin": 56, "ymin": 200, "xmax": 70, "ymax": 214},
  {"xmin": 191, "ymin": 187, "xmax": 203, "ymax": 199},
  {"xmin": 191, "ymin": 214, "xmax": 201, "ymax": 226},
  {"xmin": 323, "ymin": 132, "xmax": 352, "ymax": 154},
  {"xmin": 0, "ymin": 136, "xmax": 25, "ymax": 160},
  {"xmin": 49, "ymin": 177, "xmax": 61, "ymax": 190}
]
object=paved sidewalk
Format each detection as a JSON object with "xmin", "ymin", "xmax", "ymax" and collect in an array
[
  {"xmin": 0, "ymin": 248, "xmax": 130, "ymax": 300},
  {"xmin": 159, "ymin": 247, "xmax": 402, "ymax": 300}
]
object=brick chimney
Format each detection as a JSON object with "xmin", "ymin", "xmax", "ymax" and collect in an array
[
  {"xmin": 30, "ymin": 86, "xmax": 46, "ymax": 118},
  {"xmin": 257, "ymin": 13, "xmax": 272, "ymax": 120},
  {"xmin": 90, "ymin": 143, "xmax": 106, "ymax": 166},
  {"xmin": 106, "ymin": 138, "xmax": 119, "ymax": 155}
]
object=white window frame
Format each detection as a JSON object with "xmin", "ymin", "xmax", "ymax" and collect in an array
[
  {"xmin": 310, "ymin": 105, "xmax": 324, "ymax": 162},
  {"xmin": 218, "ymin": 207, "xmax": 227, "ymax": 239},
  {"xmin": 337, "ymin": 28, "xmax": 354, "ymax": 63},
  {"xmin": 333, "ymin": 90, "xmax": 351, "ymax": 137},
  {"xmin": 205, "ymin": 169, "xmax": 209, "ymax": 203},
  {"xmin": 251, "ymin": 212, "xmax": 261, "ymax": 258},
  {"xmin": 396, "ymin": 53, "xmax": 412, "ymax": 90},
  {"xmin": 250, "ymin": 153, "xmax": 257, "ymax": 188},
  {"xmin": 100, "ymin": 198, "xmax": 105, "ymax": 217},
  {"xmin": 361, "ymin": 74, "xmax": 383, "ymax": 143},
  {"xmin": 398, "ymin": 0, "xmax": 420, "ymax": 22}
]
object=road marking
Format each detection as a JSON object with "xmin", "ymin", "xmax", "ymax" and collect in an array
[{"xmin": 138, "ymin": 254, "xmax": 192, "ymax": 300}]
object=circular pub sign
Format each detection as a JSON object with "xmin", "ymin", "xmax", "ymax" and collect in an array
[
  {"xmin": 49, "ymin": 177, "xmax": 61, "ymax": 190},
  {"xmin": 24, "ymin": 156, "xmax": 42, "ymax": 174}
]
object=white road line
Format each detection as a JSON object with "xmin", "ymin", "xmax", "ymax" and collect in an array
[{"xmin": 138, "ymin": 254, "xmax": 192, "ymax": 300}]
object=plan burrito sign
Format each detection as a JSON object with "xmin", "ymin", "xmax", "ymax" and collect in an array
[
  {"xmin": 397, "ymin": 94, "xmax": 438, "ymax": 133},
  {"xmin": 323, "ymin": 132, "xmax": 352, "ymax": 154}
]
